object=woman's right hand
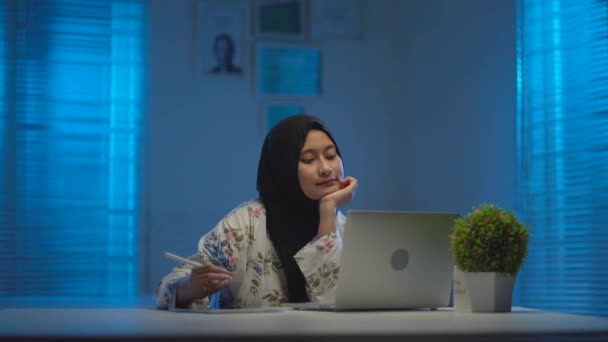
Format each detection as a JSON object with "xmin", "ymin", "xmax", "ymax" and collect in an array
[
  {"xmin": 188, "ymin": 264, "xmax": 233, "ymax": 298},
  {"xmin": 176, "ymin": 264, "xmax": 233, "ymax": 306}
]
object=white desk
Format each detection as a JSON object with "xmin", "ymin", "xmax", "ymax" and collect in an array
[{"xmin": 1, "ymin": 306, "xmax": 607, "ymax": 341}]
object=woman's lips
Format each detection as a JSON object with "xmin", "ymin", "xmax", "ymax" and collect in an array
[{"xmin": 317, "ymin": 179, "xmax": 338, "ymax": 186}]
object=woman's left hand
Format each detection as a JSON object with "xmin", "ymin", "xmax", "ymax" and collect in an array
[
  {"xmin": 316, "ymin": 177, "xmax": 357, "ymax": 237},
  {"xmin": 320, "ymin": 176, "xmax": 358, "ymax": 210}
]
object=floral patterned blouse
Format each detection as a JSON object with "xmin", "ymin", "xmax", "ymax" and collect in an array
[{"xmin": 155, "ymin": 199, "xmax": 345, "ymax": 309}]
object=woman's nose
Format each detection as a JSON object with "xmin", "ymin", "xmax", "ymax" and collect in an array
[{"xmin": 319, "ymin": 162, "xmax": 333, "ymax": 176}]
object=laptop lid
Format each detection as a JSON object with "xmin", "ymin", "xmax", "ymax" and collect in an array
[{"xmin": 335, "ymin": 210, "xmax": 457, "ymax": 310}]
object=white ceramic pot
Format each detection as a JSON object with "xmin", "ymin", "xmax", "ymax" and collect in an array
[
  {"xmin": 453, "ymin": 266, "xmax": 470, "ymax": 312},
  {"xmin": 464, "ymin": 272, "xmax": 515, "ymax": 313}
]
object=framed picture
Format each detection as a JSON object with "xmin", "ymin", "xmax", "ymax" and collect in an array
[
  {"xmin": 310, "ymin": 0, "xmax": 363, "ymax": 40},
  {"xmin": 259, "ymin": 101, "xmax": 305, "ymax": 134},
  {"xmin": 255, "ymin": 43, "xmax": 321, "ymax": 96},
  {"xmin": 253, "ymin": 0, "xmax": 307, "ymax": 40},
  {"xmin": 193, "ymin": 0, "xmax": 246, "ymax": 77}
]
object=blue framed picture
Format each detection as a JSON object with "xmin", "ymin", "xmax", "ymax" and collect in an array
[
  {"xmin": 262, "ymin": 102, "xmax": 305, "ymax": 133},
  {"xmin": 255, "ymin": 43, "xmax": 321, "ymax": 96}
]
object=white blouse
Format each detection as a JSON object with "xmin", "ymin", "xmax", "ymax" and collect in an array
[{"xmin": 155, "ymin": 199, "xmax": 345, "ymax": 309}]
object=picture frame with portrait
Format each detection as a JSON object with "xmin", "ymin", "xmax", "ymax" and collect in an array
[
  {"xmin": 193, "ymin": 0, "xmax": 247, "ymax": 77},
  {"xmin": 253, "ymin": 0, "xmax": 307, "ymax": 40}
]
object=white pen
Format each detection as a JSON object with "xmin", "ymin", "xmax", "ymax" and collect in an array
[{"xmin": 164, "ymin": 252, "xmax": 204, "ymax": 267}]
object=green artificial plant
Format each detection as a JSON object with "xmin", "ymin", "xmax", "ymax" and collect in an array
[{"xmin": 450, "ymin": 203, "xmax": 530, "ymax": 276}]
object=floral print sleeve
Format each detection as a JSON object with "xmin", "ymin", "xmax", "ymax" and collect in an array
[
  {"xmin": 155, "ymin": 206, "xmax": 249, "ymax": 310},
  {"xmin": 293, "ymin": 211, "xmax": 346, "ymax": 304}
]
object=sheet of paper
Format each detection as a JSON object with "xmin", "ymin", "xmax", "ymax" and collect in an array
[{"xmin": 170, "ymin": 307, "xmax": 290, "ymax": 314}]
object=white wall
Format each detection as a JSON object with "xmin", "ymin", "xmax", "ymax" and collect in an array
[
  {"xmin": 391, "ymin": 0, "xmax": 517, "ymax": 214},
  {"xmin": 144, "ymin": 0, "xmax": 515, "ymax": 293}
]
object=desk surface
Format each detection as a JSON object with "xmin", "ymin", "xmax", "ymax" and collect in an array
[{"xmin": 1, "ymin": 306, "xmax": 608, "ymax": 341}]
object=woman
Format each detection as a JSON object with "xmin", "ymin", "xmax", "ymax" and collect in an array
[{"xmin": 155, "ymin": 115, "xmax": 358, "ymax": 309}]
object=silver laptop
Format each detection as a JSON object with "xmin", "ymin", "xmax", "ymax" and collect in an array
[{"xmin": 288, "ymin": 210, "xmax": 458, "ymax": 311}]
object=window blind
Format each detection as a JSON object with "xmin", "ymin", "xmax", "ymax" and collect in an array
[
  {"xmin": 0, "ymin": 0, "xmax": 144, "ymax": 299},
  {"xmin": 515, "ymin": 0, "xmax": 608, "ymax": 316}
]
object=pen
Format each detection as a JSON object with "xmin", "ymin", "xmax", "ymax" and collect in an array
[{"xmin": 164, "ymin": 252, "xmax": 204, "ymax": 267}]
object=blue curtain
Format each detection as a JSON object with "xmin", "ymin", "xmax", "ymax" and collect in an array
[
  {"xmin": 515, "ymin": 0, "xmax": 608, "ymax": 316},
  {"xmin": 0, "ymin": 0, "xmax": 144, "ymax": 300}
]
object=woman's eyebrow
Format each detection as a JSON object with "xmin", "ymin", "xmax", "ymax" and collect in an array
[{"xmin": 300, "ymin": 145, "xmax": 335, "ymax": 155}]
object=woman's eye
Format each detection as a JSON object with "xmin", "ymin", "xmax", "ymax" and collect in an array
[
  {"xmin": 301, "ymin": 158, "xmax": 315, "ymax": 164},
  {"xmin": 326, "ymin": 154, "xmax": 337, "ymax": 160}
]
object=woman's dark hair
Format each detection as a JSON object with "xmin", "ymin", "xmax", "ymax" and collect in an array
[{"xmin": 257, "ymin": 114, "xmax": 342, "ymax": 302}]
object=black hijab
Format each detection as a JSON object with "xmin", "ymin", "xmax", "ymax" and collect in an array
[{"xmin": 257, "ymin": 115, "xmax": 342, "ymax": 302}]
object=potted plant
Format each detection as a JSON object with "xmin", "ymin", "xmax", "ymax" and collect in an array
[{"xmin": 450, "ymin": 203, "xmax": 530, "ymax": 312}]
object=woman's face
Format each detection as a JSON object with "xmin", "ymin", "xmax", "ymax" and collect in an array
[{"xmin": 298, "ymin": 130, "xmax": 344, "ymax": 200}]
